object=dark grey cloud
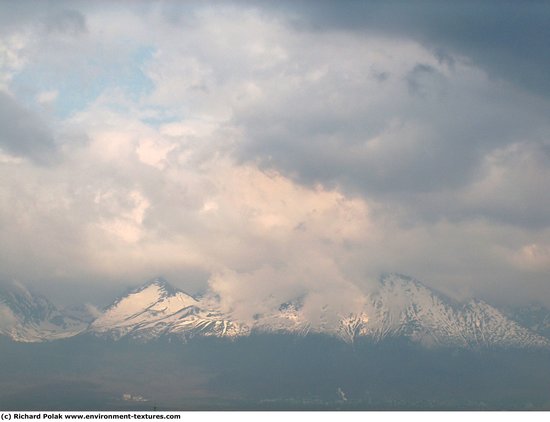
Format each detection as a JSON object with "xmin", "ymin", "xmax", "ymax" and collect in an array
[
  {"xmin": 0, "ymin": 1, "xmax": 82, "ymax": 32},
  {"xmin": 0, "ymin": 91, "xmax": 57, "ymax": 164},
  {"xmin": 234, "ymin": 53, "xmax": 550, "ymax": 228},
  {"xmin": 223, "ymin": 1, "xmax": 550, "ymax": 229},
  {"xmin": 3, "ymin": 1, "xmax": 549, "ymax": 97},
  {"xmin": 266, "ymin": 0, "xmax": 550, "ymax": 100},
  {"xmin": 406, "ymin": 63, "xmax": 437, "ymax": 97},
  {"xmin": 43, "ymin": 9, "xmax": 87, "ymax": 35}
]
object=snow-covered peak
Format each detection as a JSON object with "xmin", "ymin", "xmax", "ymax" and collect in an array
[
  {"xmin": 137, "ymin": 277, "xmax": 179, "ymax": 295},
  {"xmin": 361, "ymin": 274, "xmax": 550, "ymax": 348},
  {"xmin": 90, "ymin": 279, "xmax": 198, "ymax": 338}
]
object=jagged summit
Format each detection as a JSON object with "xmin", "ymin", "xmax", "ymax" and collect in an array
[
  {"xmin": 90, "ymin": 277, "xmax": 199, "ymax": 339},
  {"xmin": 114, "ymin": 277, "xmax": 184, "ymax": 302},
  {"xmin": 139, "ymin": 277, "xmax": 179, "ymax": 293}
]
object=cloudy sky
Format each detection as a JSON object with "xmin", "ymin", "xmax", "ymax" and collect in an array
[{"xmin": 0, "ymin": 1, "xmax": 549, "ymax": 312}]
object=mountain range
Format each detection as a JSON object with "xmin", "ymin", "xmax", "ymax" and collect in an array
[{"xmin": 1, "ymin": 274, "xmax": 549, "ymax": 350}]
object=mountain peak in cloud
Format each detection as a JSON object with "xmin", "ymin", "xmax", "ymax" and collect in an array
[
  {"xmin": 3, "ymin": 275, "xmax": 549, "ymax": 350},
  {"xmin": 139, "ymin": 277, "xmax": 180, "ymax": 296}
]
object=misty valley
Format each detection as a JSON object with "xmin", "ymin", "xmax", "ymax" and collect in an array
[
  {"xmin": 2, "ymin": 277, "xmax": 550, "ymax": 410},
  {"xmin": 1, "ymin": 334, "xmax": 550, "ymax": 411}
]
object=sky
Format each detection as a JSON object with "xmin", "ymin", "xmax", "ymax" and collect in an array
[{"xmin": 0, "ymin": 0, "xmax": 549, "ymax": 313}]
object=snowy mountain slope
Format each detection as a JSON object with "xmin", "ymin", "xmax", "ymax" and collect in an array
[
  {"xmin": 505, "ymin": 303, "xmax": 550, "ymax": 340},
  {"xmin": 0, "ymin": 281, "xmax": 88, "ymax": 342},
  {"xmin": 352, "ymin": 274, "xmax": 549, "ymax": 348},
  {"xmin": 91, "ymin": 282, "xmax": 317, "ymax": 341},
  {"xmin": 2, "ymin": 275, "xmax": 549, "ymax": 349},
  {"xmin": 87, "ymin": 275, "xmax": 550, "ymax": 349},
  {"xmin": 252, "ymin": 298, "xmax": 312, "ymax": 336},
  {"xmin": 90, "ymin": 278, "xmax": 249, "ymax": 341}
]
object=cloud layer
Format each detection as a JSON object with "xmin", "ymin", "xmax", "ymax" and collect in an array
[{"xmin": 0, "ymin": 1, "xmax": 549, "ymax": 310}]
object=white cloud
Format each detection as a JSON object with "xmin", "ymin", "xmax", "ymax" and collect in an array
[
  {"xmin": 0, "ymin": 32, "xmax": 29, "ymax": 90},
  {"xmin": 36, "ymin": 89, "xmax": 58, "ymax": 104},
  {"xmin": 514, "ymin": 243, "xmax": 550, "ymax": 272},
  {"xmin": 0, "ymin": 303, "xmax": 17, "ymax": 330}
]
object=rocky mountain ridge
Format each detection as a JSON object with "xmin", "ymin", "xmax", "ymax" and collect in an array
[{"xmin": 1, "ymin": 275, "xmax": 549, "ymax": 349}]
